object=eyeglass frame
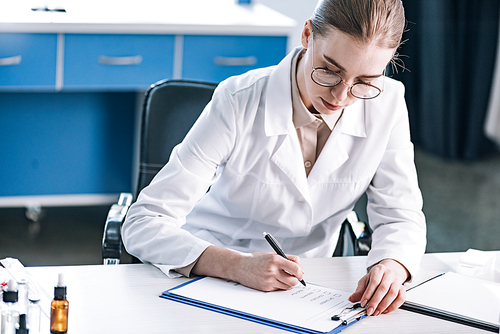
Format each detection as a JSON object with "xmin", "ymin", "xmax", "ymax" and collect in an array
[{"xmin": 309, "ymin": 35, "xmax": 385, "ymax": 100}]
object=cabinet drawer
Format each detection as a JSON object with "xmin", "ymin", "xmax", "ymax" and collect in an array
[
  {"xmin": 0, "ymin": 33, "xmax": 57, "ymax": 89},
  {"xmin": 63, "ymin": 34, "xmax": 175, "ymax": 90},
  {"xmin": 182, "ymin": 35, "xmax": 287, "ymax": 83}
]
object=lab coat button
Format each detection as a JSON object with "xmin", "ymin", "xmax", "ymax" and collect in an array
[{"xmin": 304, "ymin": 161, "xmax": 312, "ymax": 168}]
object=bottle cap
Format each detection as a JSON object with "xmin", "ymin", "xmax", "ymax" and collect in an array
[
  {"xmin": 28, "ymin": 293, "xmax": 40, "ymax": 303},
  {"xmin": 54, "ymin": 273, "xmax": 67, "ymax": 299},
  {"xmin": 3, "ymin": 279, "xmax": 18, "ymax": 303},
  {"xmin": 57, "ymin": 273, "xmax": 65, "ymax": 287}
]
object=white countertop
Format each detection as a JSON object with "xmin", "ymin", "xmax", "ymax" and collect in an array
[
  {"xmin": 20, "ymin": 252, "xmax": 498, "ymax": 334},
  {"xmin": 0, "ymin": 0, "xmax": 296, "ymax": 35}
]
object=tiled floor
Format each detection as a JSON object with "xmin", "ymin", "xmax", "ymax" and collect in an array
[{"xmin": 1, "ymin": 147, "xmax": 500, "ymax": 266}]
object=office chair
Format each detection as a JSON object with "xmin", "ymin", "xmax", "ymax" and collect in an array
[
  {"xmin": 102, "ymin": 79, "xmax": 218, "ymax": 264},
  {"xmin": 102, "ymin": 79, "xmax": 371, "ymax": 264},
  {"xmin": 332, "ymin": 209, "xmax": 371, "ymax": 257}
]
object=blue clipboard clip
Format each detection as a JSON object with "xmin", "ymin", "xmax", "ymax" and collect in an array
[{"xmin": 331, "ymin": 303, "xmax": 367, "ymax": 325}]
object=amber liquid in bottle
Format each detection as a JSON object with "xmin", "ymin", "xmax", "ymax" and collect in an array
[
  {"xmin": 50, "ymin": 274, "xmax": 69, "ymax": 334},
  {"xmin": 50, "ymin": 299, "xmax": 69, "ymax": 333}
]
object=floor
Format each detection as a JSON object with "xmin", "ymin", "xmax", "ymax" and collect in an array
[
  {"xmin": 1, "ymin": 147, "xmax": 500, "ymax": 267},
  {"xmin": 414, "ymin": 147, "xmax": 500, "ymax": 253}
]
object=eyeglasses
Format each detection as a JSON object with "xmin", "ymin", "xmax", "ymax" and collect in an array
[{"xmin": 309, "ymin": 37, "xmax": 384, "ymax": 100}]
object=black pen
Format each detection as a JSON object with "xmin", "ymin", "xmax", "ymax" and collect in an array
[{"xmin": 263, "ymin": 232, "xmax": 306, "ymax": 286}]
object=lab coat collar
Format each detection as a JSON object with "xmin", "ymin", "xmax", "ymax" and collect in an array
[
  {"xmin": 305, "ymin": 101, "xmax": 367, "ymax": 183},
  {"xmin": 340, "ymin": 99, "xmax": 366, "ymax": 138},
  {"xmin": 265, "ymin": 46, "xmax": 368, "ymax": 198},
  {"xmin": 264, "ymin": 46, "xmax": 303, "ymax": 136},
  {"xmin": 264, "ymin": 46, "xmax": 367, "ymax": 139},
  {"xmin": 265, "ymin": 47, "xmax": 311, "ymax": 202}
]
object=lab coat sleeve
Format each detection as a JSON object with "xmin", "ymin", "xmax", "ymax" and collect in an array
[
  {"xmin": 365, "ymin": 84, "xmax": 427, "ymax": 280},
  {"xmin": 122, "ymin": 82, "xmax": 237, "ymax": 278}
]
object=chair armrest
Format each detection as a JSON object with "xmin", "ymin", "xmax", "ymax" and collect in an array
[
  {"xmin": 346, "ymin": 211, "xmax": 372, "ymax": 256},
  {"xmin": 333, "ymin": 211, "xmax": 372, "ymax": 257},
  {"xmin": 102, "ymin": 193, "xmax": 133, "ymax": 265}
]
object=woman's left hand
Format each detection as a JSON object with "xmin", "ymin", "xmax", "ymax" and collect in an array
[{"xmin": 348, "ymin": 259, "xmax": 409, "ymax": 316}]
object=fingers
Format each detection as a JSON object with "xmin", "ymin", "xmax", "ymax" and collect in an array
[
  {"xmin": 234, "ymin": 252, "xmax": 304, "ymax": 292},
  {"xmin": 350, "ymin": 261, "xmax": 409, "ymax": 316},
  {"xmin": 382, "ymin": 287, "xmax": 405, "ymax": 314},
  {"xmin": 282, "ymin": 254, "xmax": 305, "ymax": 280},
  {"xmin": 364, "ymin": 275, "xmax": 403, "ymax": 316},
  {"xmin": 360, "ymin": 266, "xmax": 385, "ymax": 310},
  {"xmin": 269, "ymin": 254, "xmax": 304, "ymax": 289},
  {"xmin": 270, "ymin": 275, "xmax": 296, "ymax": 291},
  {"xmin": 287, "ymin": 254, "xmax": 301, "ymax": 265},
  {"xmin": 348, "ymin": 275, "xmax": 368, "ymax": 303}
]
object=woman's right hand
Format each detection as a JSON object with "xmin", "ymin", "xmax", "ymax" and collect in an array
[
  {"xmin": 192, "ymin": 246, "xmax": 305, "ymax": 291},
  {"xmin": 232, "ymin": 251, "xmax": 305, "ymax": 291}
]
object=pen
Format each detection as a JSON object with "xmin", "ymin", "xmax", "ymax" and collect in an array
[
  {"xmin": 31, "ymin": 7, "xmax": 67, "ymax": 12},
  {"xmin": 263, "ymin": 232, "xmax": 306, "ymax": 287}
]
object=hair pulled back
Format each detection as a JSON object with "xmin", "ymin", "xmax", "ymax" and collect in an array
[{"xmin": 310, "ymin": 0, "xmax": 405, "ymax": 50}]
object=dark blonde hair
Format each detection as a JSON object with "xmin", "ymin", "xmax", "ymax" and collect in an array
[{"xmin": 310, "ymin": 0, "xmax": 405, "ymax": 50}]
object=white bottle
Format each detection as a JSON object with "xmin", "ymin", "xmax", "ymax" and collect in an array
[
  {"xmin": 1, "ymin": 279, "xmax": 19, "ymax": 334},
  {"xmin": 16, "ymin": 279, "xmax": 27, "ymax": 317},
  {"xmin": 28, "ymin": 293, "xmax": 41, "ymax": 334}
]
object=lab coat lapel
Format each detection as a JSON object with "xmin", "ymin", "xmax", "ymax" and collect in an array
[
  {"xmin": 308, "ymin": 100, "xmax": 367, "ymax": 184},
  {"xmin": 272, "ymin": 130, "xmax": 311, "ymax": 202},
  {"xmin": 264, "ymin": 47, "xmax": 301, "ymax": 136},
  {"xmin": 265, "ymin": 47, "xmax": 311, "ymax": 202}
]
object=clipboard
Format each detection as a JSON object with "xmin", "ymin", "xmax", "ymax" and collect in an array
[
  {"xmin": 402, "ymin": 272, "xmax": 500, "ymax": 333},
  {"xmin": 160, "ymin": 276, "xmax": 365, "ymax": 334}
]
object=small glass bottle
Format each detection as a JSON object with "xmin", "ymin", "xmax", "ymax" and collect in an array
[
  {"xmin": 15, "ymin": 314, "xmax": 28, "ymax": 334},
  {"xmin": 16, "ymin": 280, "xmax": 27, "ymax": 316},
  {"xmin": 1, "ymin": 279, "xmax": 19, "ymax": 334},
  {"xmin": 50, "ymin": 274, "xmax": 68, "ymax": 334},
  {"xmin": 27, "ymin": 293, "xmax": 41, "ymax": 334}
]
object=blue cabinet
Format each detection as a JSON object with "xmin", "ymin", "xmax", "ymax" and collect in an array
[
  {"xmin": 0, "ymin": 30, "xmax": 288, "ymax": 201},
  {"xmin": 0, "ymin": 92, "xmax": 135, "ymax": 197},
  {"xmin": 182, "ymin": 35, "xmax": 287, "ymax": 83},
  {"xmin": 0, "ymin": 33, "xmax": 58, "ymax": 89},
  {"xmin": 63, "ymin": 34, "xmax": 175, "ymax": 90}
]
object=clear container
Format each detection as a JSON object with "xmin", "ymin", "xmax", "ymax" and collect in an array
[
  {"xmin": 1, "ymin": 279, "xmax": 19, "ymax": 334},
  {"xmin": 0, "ymin": 302, "xmax": 19, "ymax": 334},
  {"xmin": 28, "ymin": 295, "xmax": 41, "ymax": 334},
  {"xmin": 16, "ymin": 279, "xmax": 27, "ymax": 316}
]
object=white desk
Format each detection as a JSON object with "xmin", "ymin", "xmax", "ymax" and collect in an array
[{"xmin": 26, "ymin": 252, "xmax": 496, "ymax": 334}]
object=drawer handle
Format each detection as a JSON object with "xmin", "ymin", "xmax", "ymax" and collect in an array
[
  {"xmin": 98, "ymin": 55, "xmax": 143, "ymax": 66},
  {"xmin": 214, "ymin": 56, "xmax": 257, "ymax": 66},
  {"xmin": 0, "ymin": 55, "xmax": 22, "ymax": 66}
]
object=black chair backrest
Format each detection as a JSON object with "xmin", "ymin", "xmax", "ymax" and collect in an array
[{"xmin": 136, "ymin": 80, "xmax": 218, "ymax": 198}]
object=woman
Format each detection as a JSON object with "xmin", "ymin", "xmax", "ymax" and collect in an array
[{"xmin": 123, "ymin": 0, "xmax": 426, "ymax": 317}]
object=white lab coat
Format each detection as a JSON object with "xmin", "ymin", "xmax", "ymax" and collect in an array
[{"xmin": 122, "ymin": 47, "xmax": 426, "ymax": 278}]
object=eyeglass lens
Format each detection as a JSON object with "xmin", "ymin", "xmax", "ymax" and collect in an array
[{"xmin": 311, "ymin": 69, "xmax": 382, "ymax": 99}]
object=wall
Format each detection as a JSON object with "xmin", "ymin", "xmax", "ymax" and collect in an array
[{"xmin": 257, "ymin": 0, "xmax": 318, "ymax": 51}]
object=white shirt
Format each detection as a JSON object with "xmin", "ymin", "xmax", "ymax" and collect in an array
[
  {"xmin": 122, "ymin": 47, "xmax": 427, "ymax": 278},
  {"xmin": 290, "ymin": 48, "xmax": 341, "ymax": 176}
]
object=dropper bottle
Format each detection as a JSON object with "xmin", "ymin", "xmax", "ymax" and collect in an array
[
  {"xmin": 49, "ymin": 274, "xmax": 68, "ymax": 334},
  {"xmin": 15, "ymin": 314, "xmax": 28, "ymax": 334},
  {"xmin": 1, "ymin": 279, "xmax": 19, "ymax": 334}
]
